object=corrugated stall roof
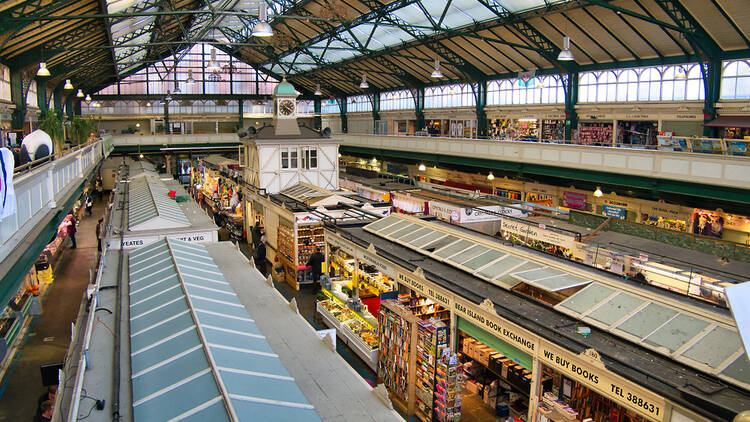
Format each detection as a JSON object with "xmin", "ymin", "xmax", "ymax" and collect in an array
[
  {"xmin": 128, "ymin": 238, "xmax": 320, "ymax": 422},
  {"xmin": 128, "ymin": 175, "xmax": 190, "ymax": 231}
]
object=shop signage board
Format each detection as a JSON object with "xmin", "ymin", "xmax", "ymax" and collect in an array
[
  {"xmin": 361, "ymin": 248, "xmax": 398, "ymax": 279},
  {"xmin": 643, "ymin": 203, "xmax": 685, "ymax": 220},
  {"xmin": 500, "ymin": 219, "xmax": 577, "ymax": 249},
  {"xmin": 396, "ymin": 269, "xmax": 452, "ymax": 310},
  {"xmin": 115, "ymin": 231, "xmax": 217, "ymax": 250},
  {"xmin": 562, "ymin": 191, "xmax": 587, "ymax": 210},
  {"xmin": 428, "ymin": 201, "xmax": 461, "ymax": 222},
  {"xmin": 539, "ymin": 341, "xmax": 666, "ymax": 421},
  {"xmin": 602, "ymin": 205, "xmax": 627, "ymax": 219},
  {"xmin": 458, "ymin": 206, "xmax": 506, "ymax": 223},
  {"xmin": 453, "ymin": 298, "xmax": 538, "ymax": 355},
  {"xmin": 326, "ymin": 231, "xmax": 359, "ymax": 258}
]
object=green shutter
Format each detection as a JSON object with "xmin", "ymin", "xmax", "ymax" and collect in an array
[{"xmin": 457, "ymin": 317, "xmax": 532, "ymax": 370}]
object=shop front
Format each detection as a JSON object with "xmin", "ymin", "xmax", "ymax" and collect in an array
[
  {"xmin": 392, "ymin": 192, "xmax": 426, "ymax": 214},
  {"xmin": 639, "ymin": 202, "xmax": 690, "ymax": 232},
  {"xmin": 486, "ymin": 109, "xmax": 564, "ymax": 142},
  {"xmin": 537, "ymin": 341, "xmax": 665, "ymax": 422}
]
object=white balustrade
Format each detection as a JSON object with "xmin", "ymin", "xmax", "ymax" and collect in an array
[
  {"xmin": 339, "ymin": 134, "xmax": 750, "ymax": 191},
  {"xmin": 0, "ymin": 139, "xmax": 110, "ymax": 263}
]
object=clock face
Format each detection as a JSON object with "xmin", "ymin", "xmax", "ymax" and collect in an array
[{"xmin": 279, "ymin": 99, "xmax": 295, "ymax": 116}]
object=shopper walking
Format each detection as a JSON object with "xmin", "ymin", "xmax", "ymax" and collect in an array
[
  {"xmin": 35, "ymin": 400, "xmax": 53, "ymax": 422},
  {"xmin": 84, "ymin": 194, "xmax": 93, "ymax": 216},
  {"xmin": 96, "ymin": 218, "xmax": 104, "ymax": 252},
  {"xmin": 252, "ymin": 220, "xmax": 262, "ymax": 247},
  {"xmin": 68, "ymin": 212, "xmax": 77, "ymax": 249},
  {"xmin": 306, "ymin": 246, "xmax": 325, "ymax": 293},
  {"xmin": 254, "ymin": 235, "xmax": 267, "ymax": 276}
]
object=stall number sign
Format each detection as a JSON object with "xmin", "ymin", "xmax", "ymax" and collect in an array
[
  {"xmin": 397, "ymin": 271, "xmax": 452, "ymax": 309},
  {"xmin": 453, "ymin": 299, "xmax": 537, "ymax": 354},
  {"xmin": 539, "ymin": 342, "xmax": 665, "ymax": 421}
]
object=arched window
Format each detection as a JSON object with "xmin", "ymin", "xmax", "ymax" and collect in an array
[
  {"xmin": 580, "ymin": 64, "xmax": 704, "ymax": 102},
  {"xmin": 721, "ymin": 60, "xmax": 750, "ymax": 99}
]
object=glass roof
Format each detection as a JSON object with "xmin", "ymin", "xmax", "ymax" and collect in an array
[
  {"xmin": 555, "ymin": 283, "xmax": 750, "ymax": 389},
  {"xmin": 128, "ymin": 173, "xmax": 190, "ymax": 231},
  {"xmin": 270, "ymin": 0, "xmax": 572, "ymax": 75},
  {"xmin": 362, "ymin": 214, "xmax": 541, "ymax": 289},
  {"xmin": 128, "ymin": 238, "xmax": 320, "ymax": 421}
]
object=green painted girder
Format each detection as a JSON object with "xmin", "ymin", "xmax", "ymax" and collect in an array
[
  {"xmin": 281, "ymin": 1, "xmax": 585, "ymax": 85},
  {"xmin": 340, "ymin": 145, "xmax": 750, "ymax": 206},
  {"xmin": 652, "ymin": 0, "xmax": 720, "ymax": 59},
  {"xmin": 259, "ymin": 0, "xmax": 425, "ymax": 68}
]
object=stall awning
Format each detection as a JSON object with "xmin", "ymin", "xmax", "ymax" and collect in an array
[{"xmin": 704, "ymin": 116, "xmax": 750, "ymax": 128}]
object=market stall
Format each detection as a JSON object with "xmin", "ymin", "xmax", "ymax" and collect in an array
[{"xmin": 112, "ymin": 167, "xmax": 218, "ymax": 250}]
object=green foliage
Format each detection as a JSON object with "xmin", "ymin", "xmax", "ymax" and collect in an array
[
  {"xmin": 69, "ymin": 117, "xmax": 98, "ymax": 146},
  {"xmin": 38, "ymin": 113, "xmax": 64, "ymax": 153}
]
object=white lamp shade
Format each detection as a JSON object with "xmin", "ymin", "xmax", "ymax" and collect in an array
[
  {"xmin": 557, "ymin": 36, "xmax": 575, "ymax": 61},
  {"xmin": 76, "ymin": 89, "xmax": 84, "ymax": 98},
  {"xmin": 85, "ymin": 94, "xmax": 91, "ymax": 101},
  {"xmin": 418, "ymin": 163, "xmax": 426, "ymax": 171},
  {"xmin": 594, "ymin": 186, "xmax": 603, "ymax": 197},
  {"xmin": 359, "ymin": 74, "xmax": 369, "ymax": 89},
  {"xmin": 487, "ymin": 172, "xmax": 495, "ymax": 180},
  {"xmin": 314, "ymin": 84, "xmax": 322, "ymax": 96},
  {"xmin": 431, "ymin": 60, "xmax": 443, "ymax": 78},
  {"xmin": 252, "ymin": 21, "xmax": 273, "ymax": 37},
  {"xmin": 63, "ymin": 79, "xmax": 74, "ymax": 90},
  {"xmin": 37, "ymin": 62, "xmax": 50, "ymax": 77}
]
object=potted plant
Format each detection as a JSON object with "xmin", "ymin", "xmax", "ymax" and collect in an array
[
  {"xmin": 38, "ymin": 113, "xmax": 64, "ymax": 156},
  {"xmin": 70, "ymin": 116, "xmax": 98, "ymax": 146}
]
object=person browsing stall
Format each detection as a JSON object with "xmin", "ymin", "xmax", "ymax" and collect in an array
[{"xmin": 306, "ymin": 246, "xmax": 325, "ymax": 293}]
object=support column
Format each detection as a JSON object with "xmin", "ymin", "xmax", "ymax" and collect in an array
[
  {"xmin": 476, "ymin": 80, "xmax": 487, "ymax": 138},
  {"xmin": 65, "ymin": 95, "xmax": 74, "ymax": 120},
  {"xmin": 35, "ymin": 76, "xmax": 48, "ymax": 117},
  {"xmin": 372, "ymin": 92, "xmax": 381, "ymax": 134},
  {"xmin": 314, "ymin": 99, "xmax": 322, "ymax": 130},
  {"xmin": 74, "ymin": 100, "xmax": 81, "ymax": 116},
  {"xmin": 703, "ymin": 59, "xmax": 721, "ymax": 137},
  {"xmin": 238, "ymin": 99, "xmax": 244, "ymax": 129},
  {"xmin": 339, "ymin": 97, "xmax": 348, "ymax": 134},
  {"xmin": 9, "ymin": 67, "xmax": 26, "ymax": 130},
  {"xmin": 564, "ymin": 72, "xmax": 579, "ymax": 141},
  {"xmin": 164, "ymin": 102, "xmax": 171, "ymax": 134},
  {"xmin": 53, "ymin": 87, "xmax": 64, "ymax": 119},
  {"xmin": 414, "ymin": 88, "xmax": 425, "ymax": 132}
]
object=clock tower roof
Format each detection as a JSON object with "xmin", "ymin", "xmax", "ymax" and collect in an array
[{"xmin": 274, "ymin": 77, "xmax": 297, "ymax": 97}]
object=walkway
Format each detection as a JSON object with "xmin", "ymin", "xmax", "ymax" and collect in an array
[{"xmin": 0, "ymin": 198, "xmax": 106, "ymax": 422}]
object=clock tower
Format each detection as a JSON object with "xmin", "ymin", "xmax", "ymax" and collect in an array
[{"xmin": 273, "ymin": 76, "xmax": 301, "ymax": 136}]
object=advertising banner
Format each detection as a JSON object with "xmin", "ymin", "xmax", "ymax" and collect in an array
[
  {"xmin": 602, "ymin": 205, "xmax": 627, "ymax": 220},
  {"xmin": 500, "ymin": 219, "xmax": 577, "ymax": 249},
  {"xmin": 562, "ymin": 191, "xmax": 587, "ymax": 210}
]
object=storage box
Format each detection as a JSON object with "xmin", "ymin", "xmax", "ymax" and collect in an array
[
  {"xmin": 488, "ymin": 352, "xmax": 504, "ymax": 374},
  {"xmin": 462, "ymin": 338, "xmax": 476, "ymax": 356},
  {"xmin": 475, "ymin": 345, "xmax": 493, "ymax": 365},
  {"xmin": 499, "ymin": 358, "xmax": 512, "ymax": 379}
]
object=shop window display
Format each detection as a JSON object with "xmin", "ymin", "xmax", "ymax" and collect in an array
[
  {"xmin": 537, "ymin": 366, "xmax": 648, "ymax": 422},
  {"xmin": 616, "ymin": 121, "xmax": 657, "ymax": 146}
]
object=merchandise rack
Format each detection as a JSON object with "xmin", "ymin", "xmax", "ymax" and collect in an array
[{"xmin": 378, "ymin": 300, "xmax": 420, "ymax": 416}]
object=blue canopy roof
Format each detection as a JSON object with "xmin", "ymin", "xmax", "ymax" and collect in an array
[{"xmin": 128, "ymin": 238, "xmax": 320, "ymax": 422}]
